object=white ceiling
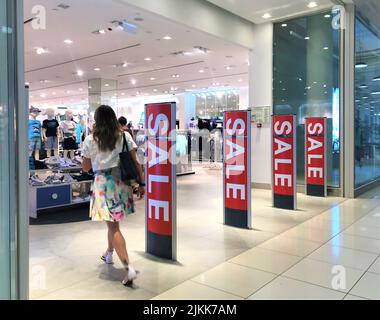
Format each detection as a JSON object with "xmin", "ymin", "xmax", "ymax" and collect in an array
[
  {"xmin": 24, "ymin": 0, "xmax": 249, "ymax": 107},
  {"xmin": 207, "ymin": 0, "xmax": 334, "ymax": 23}
]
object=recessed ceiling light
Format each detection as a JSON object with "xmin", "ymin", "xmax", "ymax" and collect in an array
[
  {"xmin": 153, "ymin": 89, "xmax": 158, "ymax": 92},
  {"xmin": 183, "ymin": 51, "xmax": 192, "ymax": 56},
  {"xmin": 225, "ymin": 66, "xmax": 232, "ymax": 70},
  {"xmin": 373, "ymin": 76, "xmax": 380, "ymax": 81},
  {"xmin": 199, "ymin": 69, "xmax": 205, "ymax": 73},
  {"xmin": 371, "ymin": 91, "xmax": 380, "ymax": 95},
  {"xmin": 40, "ymin": 93, "xmax": 47, "ymax": 98},
  {"xmin": 172, "ymin": 74, "xmax": 180, "ymax": 78},
  {"xmin": 323, "ymin": 47, "xmax": 329, "ymax": 50},
  {"xmin": 99, "ymin": 29, "xmax": 106, "ymax": 34},
  {"xmin": 131, "ymin": 79, "xmax": 137, "ymax": 85},
  {"xmin": 324, "ymin": 14, "xmax": 331, "ymax": 18},
  {"xmin": 163, "ymin": 36, "xmax": 172, "ymax": 40},
  {"xmin": 262, "ymin": 13, "xmax": 272, "ymax": 19},
  {"xmin": 150, "ymin": 77, "xmax": 156, "ymax": 81},
  {"xmin": 144, "ymin": 57, "xmax": 152, "ymax": 61},
  {"xmin": 308, "ymin": 2, "xmax": 318, "ymax": 8},
  {"xmin": 355, "ymin": 62, "xmax": 368, "ymax": 69},
  {"xmin": 281, "ymin": 23, "xmax": 287, "ymax": 27},
  {"xmin": 88, "ymin": 86, "xmax": 92, "ymax": 89},
  {"xmin": 122, "ymin": 62, "xmax": 128, "ymax": 68},
  {"xmin": 76, "ymin": 70, "xmax": 84, "ymax": 76},
  {"xmin": 36, "ymin": 47, "xmax": 47, "ymax": 55},
  {"xmin": 64, "ymin": 39, "xmax": 73, "ymax": 44},
  {"xmin": 94, "ymin": 67, "xmax": 101, "ymax": 71},
  {"xmin": 105, "ymin": 84, "xmax": 109, "ymax": 87},
  {"xmin": 305, "ymin": 36, "xmax": 310, "ymax": 40},
  {"xmin": 359, "ymin": 84, "xmax": 368, "ymax": 89}
]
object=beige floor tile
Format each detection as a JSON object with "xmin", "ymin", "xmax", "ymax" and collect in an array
[
  {"xmin": 258, "ymin": 235, "xmax": 322, "ymax": 257},
  {"xmin": 249, "ymin": 276, "xmax": 345, "ymax": 300},
  {"xmin": 153, "ymin": 280, "xmax": 243, "ymax": 300},
  {"xmin": 29, "ymin": 256, "xmax": 96, "ymax": 299},
  {"xmin": 328, "ymin": 234, "xmax": 380, "ymax": 254},
  {"xmin": 308, "ymin": 245, "xmax": 378, "ymax": 271},
  {"xmin": 350, "ymin": 272, "xmax": 380, "ymax": 300},
  {"xmin": 229, "ymin": 247, "xmax": 301, "ymax": 274},
  {"xmin": 283, "ymin": 258, "xmax": 365, "ymax": 293},
  {"xmin": 368, "ymin": 257, "xmax": 380, "ymax": 274},
  {"xmin": 192, "ymin": 262, "xmax": 276, "ymax": 298},
  {"xmin": 343, "ymin": 294, "xmax": 369, "ymax": 300},
  {"xmin": 281, "ymin": 226, "xmax": 337, "ymax": 243},
  {"xmin": 343, "ymin": 224, "xmax": 380, "ymax": 241},
  {"xmin": 38, "ymin": 275, "xmax": 156, "ymax": 300}
]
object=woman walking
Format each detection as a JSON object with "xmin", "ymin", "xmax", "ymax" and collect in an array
[{"xmin": 82, "ymin": 105, "xmax": 145, "ymax": 286}]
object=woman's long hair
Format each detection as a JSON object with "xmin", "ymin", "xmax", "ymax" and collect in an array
[{"xmin": 93, "ymin": 105, "xmax": 121, "ymax": 152}]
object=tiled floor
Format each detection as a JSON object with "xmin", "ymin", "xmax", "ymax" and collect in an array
[{"xmin": 30, "ymin": 165, "xmax": 380, "ymax": 300}]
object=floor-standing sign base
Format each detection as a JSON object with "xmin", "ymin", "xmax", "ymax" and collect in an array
[
  {"xmin": 272, "ymin": 115, "xmax": 297, "ymax": 210},
  {"xmin": 305, "ymin": 117, "xmax": 327, "ymax": 197},
  {"xmin": 223, "ymin": 111, "xmax": 252, "ymax": 229},
  {"xmin": 145, "ymin": 102, "xmax": 177, "ymax": 260}
]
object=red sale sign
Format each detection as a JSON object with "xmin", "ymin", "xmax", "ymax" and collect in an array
[
  {"xmin": 145, "ymin": 102, "xmax": 176, "ymax": 260},
  {"xmin": 272, "ymin": 115, "xmax": 297, "ymax": 210},
  {"xmin": 305, "ymin": 117, "xmax": 327, "ymax": 197},
  {"xmin": 223, "ymin": 111, "xmax": 251, "ymax": 229}
]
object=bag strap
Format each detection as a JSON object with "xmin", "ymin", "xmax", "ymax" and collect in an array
[{"xmin": 122, "ymin": 133, "xmax": 129, "ymax": 153}]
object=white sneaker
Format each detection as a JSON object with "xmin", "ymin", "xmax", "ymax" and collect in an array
[
  {"xmin": 122, "ymin": 265, "xmax": 137, "ymax": 287},
  {"xmin": 101, "ymin": 251, "xmax": 114, "ymax": 264}
]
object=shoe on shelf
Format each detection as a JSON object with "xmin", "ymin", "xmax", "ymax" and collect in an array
[{"xmin": 101, "ymin": 251, "xmax": 114, "ymax": 265}]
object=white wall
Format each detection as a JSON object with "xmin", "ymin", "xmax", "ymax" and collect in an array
[
  {"xmin": 117, "ymin": 0, "xmax": 256, "ymax": 48},
  {"xmin": 249, "ymin": 23, "xmax": 273, "ymax": 186},
  {"xmin": 239, "ymin": 86, "xmax": 249, "ymax": 110},
  {"xmin": 117, "ymin": 93, "xmax": 186, "ymax": 128}
]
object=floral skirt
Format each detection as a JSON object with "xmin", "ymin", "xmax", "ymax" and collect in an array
[{"xmin": 90, "ymin": 167, "xmax": 135, "ymax": 222}]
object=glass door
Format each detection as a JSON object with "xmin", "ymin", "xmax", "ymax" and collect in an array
[{"xmin": 0, "ymin": 0, "xmax": 23, "ymax": 300}]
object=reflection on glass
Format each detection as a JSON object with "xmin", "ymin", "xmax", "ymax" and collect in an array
[
  {"xmin": 195, "ymin": 90, "xmax": 239, "ymax": 117},
  {"xmin": 273, "ymin": 11, "xmax": 341, "ymax": 187},
  {"xmin": 354, "ymin": 17, "xmax": 380, "ymax": 188}
]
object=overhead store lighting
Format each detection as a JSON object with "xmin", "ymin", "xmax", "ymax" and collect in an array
[
  {"xmin": 36, "ymin": 47, "xmax": 47, "ymax": 55},
  {"xmin": 373, "ymin": 76, "xmax": 380, "ymax": 81},
  {"xmin": 76, "ymin": 70, "xmax": 84, "ymax": 76},
  {"xmin": 359, "ymin": 84, "xmax": 368, "ymax": 89},
  {"xmin": 355, "ymin": 62, "xmax": 368, "ymax": 69},
  {"xmin": 131, "ymin": 79, "xmax": 137, "ymax": 85},
  {"xmin": 262, "ymin": 13, "xmax": 272, "ymax": 19},
  {"xmin": 64, "ymin": 39, "xmax": 73, "ymax": 44},
  {"xmin": 308, "ymin": 2, "xmax": 318, "ymax": 8},
  {"xmin": 163, "ymin": 35, "xmax": 172, "ymax": 40},
  {"xmin": 144, "ymin": 57, "xmax": 152, "ymax": 61}
]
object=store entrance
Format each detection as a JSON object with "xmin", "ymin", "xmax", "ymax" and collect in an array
[{"xmin": 25, "ymin": 0, "xmax": 250, "ymax": 299}]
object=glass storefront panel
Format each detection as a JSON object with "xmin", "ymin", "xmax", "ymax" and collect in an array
[
  {"xmin": 273, "ymin": 11, "xmax": 341, "ymax": 188},
  {"xmin": 0, "ymin": 0, "xmax": 19, "ymax": 300},
  {"xmin": 354, "ymin": 16, "xmax": 380, "ymax": 188},
  {"xmin": 0, "ymin": 0, "xmax": 12, "ymax": 299}
]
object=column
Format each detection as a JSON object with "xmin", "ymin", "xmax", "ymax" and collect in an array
[
  {"xmin": 88, "ymin": 78, "xmax": 118, "ymax": 113},
  {"xmin": 249, "ymin": 23, "xmax": 273, "ymax": 188}
]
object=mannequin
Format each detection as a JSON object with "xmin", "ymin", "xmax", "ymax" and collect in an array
[
  {"xmin": 60, "ymin": 110, "xmax": 77, "ymax": 160},
  {"xmin": 29, "ymin": 106, "xmax": 42, "ymax": 161},
  {"xmin": 42, "ymin": 108, "xmax": 60, "ymax": 158}
]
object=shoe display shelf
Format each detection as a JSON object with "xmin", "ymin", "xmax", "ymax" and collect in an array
[{"xmin": 29, "ymin": 167, "xmax": 93, "ymax": 219}]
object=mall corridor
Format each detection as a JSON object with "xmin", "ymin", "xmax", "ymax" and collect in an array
[{"xmin": 30, "ymin": 166, "xmax": 380, "ymax": 300}]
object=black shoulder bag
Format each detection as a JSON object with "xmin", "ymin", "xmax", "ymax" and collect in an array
[{"xmin": 119, "ymin": 133, "xmax": 138, "ymax": 182}]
